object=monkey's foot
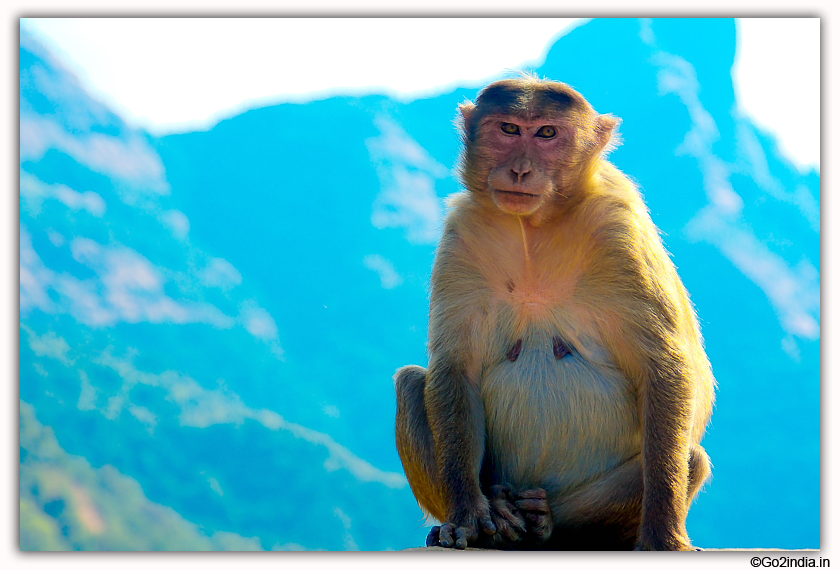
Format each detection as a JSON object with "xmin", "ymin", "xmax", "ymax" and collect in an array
[
  {"xmin": 512, "ymin": 488, "xmax": 553, "ymax": 546},
  {"xmin": 426, "ymin": 526, "xmax": 442, "ymax": 547},
  {"xmin": 426, "ymin": 521, "xmax": 495, "ymax": 550},
  {"xmin": 426, "ymin": 498, "xmax": 497, "ymax": 549},
  {"xmin": 634, "ymin": 529, "xmax": 695, "ymax": 551}
]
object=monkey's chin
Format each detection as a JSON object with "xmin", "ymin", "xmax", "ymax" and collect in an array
[{"xmin": 492, "ymin": 189, "xmax": 545, "ymax": 216}]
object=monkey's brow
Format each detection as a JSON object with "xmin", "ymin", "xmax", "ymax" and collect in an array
[{"xmin": 480, "ymin": 114, "xmax": 560, "ymax": 127}]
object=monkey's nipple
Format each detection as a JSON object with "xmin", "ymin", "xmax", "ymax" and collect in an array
[
  {"xmin": 507, "ymin": 339, "xmax": 523, "ymax": 362},
  {"xmin": 553, "ymin": 336, "xmax": 571, "ymax": 359}
]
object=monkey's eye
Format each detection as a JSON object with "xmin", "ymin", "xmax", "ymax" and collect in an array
[
  {"xmin": 535, "ymin": 125, "xmax": 557, "ymax": 138},
  {"xmin": 500, "ymin": 122, "xmax": 520, "ymax": 135}
]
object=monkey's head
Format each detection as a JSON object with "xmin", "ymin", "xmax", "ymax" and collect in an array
[{"xmin": 458, "ymin": 77, "xmax": 620, "ymax": 220}]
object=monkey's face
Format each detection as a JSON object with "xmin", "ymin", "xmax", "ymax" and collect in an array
[
  {"xmin": 459, "ymin": 79, "xmax": 620, "ymax": 222},
  {"xmin": 479, "ymin": 115, "xmax": 570, "ymax": 217}
]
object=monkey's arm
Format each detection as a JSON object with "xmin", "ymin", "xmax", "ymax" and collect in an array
[
  {"xmin": 423, "ymin": 233, "xmax": 497, "ymax": 549},
  {"xmin": 424, "ymin": 355, "xmax": 495, "ymax": 548},
  {"xmin": 586, "ymin": 214, "xmax": 701, "ymax": 551},
  {"xmin": 628, "ymin": 323, "xmax": 696, "ymax": 551}
]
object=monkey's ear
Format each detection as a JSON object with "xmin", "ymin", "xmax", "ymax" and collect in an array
[
  {"xmin": 596, "ymin": 113, "xmax": 622, "ymax": 153},
  {"xmin": 459, "ymin": 101, "xmax": 477, "ymax": 136}
]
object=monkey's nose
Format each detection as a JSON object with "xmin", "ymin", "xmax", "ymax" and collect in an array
[{"xmin": 510, "ymin": 159, "xmax": 532, "ymax": 182}]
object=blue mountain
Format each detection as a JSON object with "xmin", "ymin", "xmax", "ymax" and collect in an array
[{"xmin": 19, "ymin": 18, "xmax": 819, "ymax": 550}]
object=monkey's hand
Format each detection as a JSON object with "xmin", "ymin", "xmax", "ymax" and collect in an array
[
  {"xmin": 438, "ymin": 486, "xmax": 553, "ymax": 550},
  {"xmin": 426, "ymin": 496, "xmax": 496, "ymax": 549},
  {"xmin": 480, "ymin": 484, "xmax": 528, "ymax": 548},
  {"xmin": 476, "ymin": 485, "xmax": 552, "ymax": 549}
]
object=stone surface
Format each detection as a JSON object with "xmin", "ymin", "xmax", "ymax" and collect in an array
[{"xmin": 402, "ymin": 546, "xmax": 810, "ymax": 552}]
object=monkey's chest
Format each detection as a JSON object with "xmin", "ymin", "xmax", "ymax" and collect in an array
[{"xmin": 479, "ymin": 328, "xmax": 641, "ymax": 494}]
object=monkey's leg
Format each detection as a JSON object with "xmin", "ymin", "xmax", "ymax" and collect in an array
[
  {"xmin": 547, "ymin": 454, "xmax": 643, "ymax": 549},
  {"xmin": 686, "ymin": 444, "xmax": 711, "ymax": 506},
  {"xmin": 546, "ymin": 445, "xmax": 708, "ymax": 550},
  {"xmin": 395, "ymin": 365, "xmax": 448, "ymax": 523},
  {"xmin": 396, "ymin": 366, "xmax": 538, "ymax": 549}
]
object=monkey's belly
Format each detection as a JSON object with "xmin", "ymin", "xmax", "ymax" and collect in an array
[{"xmin": 480, "ymin": 331, "xmax": 641, "ymax": 497}]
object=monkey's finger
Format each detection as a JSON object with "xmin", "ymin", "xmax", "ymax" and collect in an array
[
  {"xmin": 514, "ymin": 488, "xmax": 547, "ymax": 500},
  {"xmin": 439, "ymin": 523, "xmax": 456, "ymax": 548},
  {"xmin": 454, "ymin": 527, "xmax": 469, "ymax": 550},
  {"xmin": 525, "ymin": 513, "xmax": 552, "ymax": 532},
  {"xmin": 489, "ymin": 484, "xmax": 511, "ymax": 499},
  {"xmin": 478, "ymin": 510, "xmax": 497, "ymax": 536},
  {"xmin": 493, "ymin": 516, "xmax": 526, "ymax": 544},
  {"xmin": 471, "ymin": 499, "xmax": 497, "ymax": 537},
  {"xmin": 492, "ymin": 501, "xmax": 527, "ymax": 534},
  {"xmin": 426, "ymin": 526, "xmax": 441, "ymax": 547},
  {"xmin": 515, "ymin": 498, "xmax": 551, "ymax": 513},
  {"xmin": 525, "ymin": 512, "xmax": 553, "ymax": 541}
]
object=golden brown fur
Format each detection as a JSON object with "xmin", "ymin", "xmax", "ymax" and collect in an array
[{"xmin": 395, "ymin": 77, "xmax": 715, "ymax": 550}]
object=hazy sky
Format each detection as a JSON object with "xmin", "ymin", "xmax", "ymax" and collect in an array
[{"xmin": 20, "ymin": 17, "xmax": 820, "ymax": 167}]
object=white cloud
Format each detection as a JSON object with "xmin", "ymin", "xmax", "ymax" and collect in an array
[
  {"xmin": 199, "ymin": 257, "xmax": 243, "ymax": 291},
  {"xmin": 20, "ymin": 113, "xmax": 169, "ymax": 194},
  {"xmin": 654, "ymin": 51, "xmax": 744, "ymax": 216},
  {"xmin": 22, "ymin": 229, "xmax": 285, "ymax": 352},
  {"xmin": 47, "ymin": 229, "xmax": 66, "ymax": 247},
  {"xmin": 52, "ymin": 273, "xmax": 115, "ymax": 327},
  {"xmin": 20, "ymin": 226, "xmax": 235, "ymax": 329},
  {"xmin": 238, "ymin": 301, "xmax": 283, "ymax": 359},
  {"xmin": 207, "ymin": 476, "xmax": 224, "ymax": 497},
  {"xmin": 240, "ymin": 304, "xmax": 278, "ymax": 340},
  {"xmin": 68, "ymin": 236, "xmax": 235, "ymax": 328},
  {"xmin": 259, "ymin": 408, "xmax": 406, "ymax": 488},
  {"xmin": 363, "ymin": 254, "xmax": 403, "ymax": 289},
  {"xmin": 735, "ymin": 122, "xmax": 820, "ymax": 232},
  {"xmin": 29, "ymin": 331, "xmax": 72, "ymax": 364},
  {"xmin": 160, "ymin": 209, "xmax": 190, "ymax": 241},
  {"xmin": 369, "ymin": 116, "xmax": 450, "ymax": 177},
  {"xmin": 333, "ymin": 508, "xmax": 359, "ymax": 551},
  {"xmin": 20, "ymin": 172, "xmax": 107, "ymax": 217},
  {"xmin": 240, "ymin": 303, "xmax": 277, "ymax": 340},
  {"xmin": 271, "ymin": 542, "xmax": 311, "ymax": 552},
  {"xmin": 78, "ymin": 370, "xmax": 98, "ymax": 411},
  {"xmin": 21, "ymin": 324, "xmax": 73, "ymax": 365},
  {"xmin": 20, "ymin": 225, "xmax": 57, "ymax": 314},
  {"xmin": 781, "ymin": 335, "xmax": 802, "ymax": 362},
  {"xmin": 686, "ymin": 208, "xmax": 820, "ymax": 340},
  {"xmin": 127, "ymin": 404, "xmax": 158, "ymax": 430},
  {"xmin": 367, "ymin": 116, "xmax": 447, "ymax": 245}
]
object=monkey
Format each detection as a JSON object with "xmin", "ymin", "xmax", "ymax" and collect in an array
[{"xmin": 394, "ymin": 77, "xmax": 715, "ymax": 551}]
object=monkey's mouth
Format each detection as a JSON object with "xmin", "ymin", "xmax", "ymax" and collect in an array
[
  {"xmin": 492, "ymin": 188, "xmax": 544, "ymax": 215},
  {"xmin": 495, "ymin": 189, "xmax": 541, "ymax": 199}
]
